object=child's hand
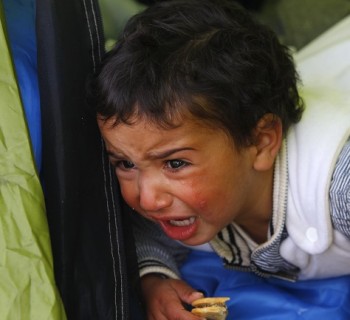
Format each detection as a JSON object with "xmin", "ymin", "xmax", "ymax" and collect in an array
[{"xmin": 141, "ymin": 274, "xmax": 205, "ymax": 320}]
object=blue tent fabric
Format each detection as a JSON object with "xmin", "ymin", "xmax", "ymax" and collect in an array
[
  {"xmin": 3, "ymin": 0, "xmax": 41, "ymax": 172},
  {"xmin": 181, "ymin": 250, "xmax": 350, "ymax": 319}
]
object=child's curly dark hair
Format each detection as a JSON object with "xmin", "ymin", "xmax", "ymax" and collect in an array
[{"xmin": 90, "ymin": 0, "xmax": 304, "ymax": 148}]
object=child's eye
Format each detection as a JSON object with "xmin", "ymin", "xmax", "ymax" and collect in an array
[
  {"xmin": 115, "ymin": 160, "xmax": 135, "ymax": 170},
  {"xmin": 166, "ymin": 159, "xmax": 188, "ymax": 170}
]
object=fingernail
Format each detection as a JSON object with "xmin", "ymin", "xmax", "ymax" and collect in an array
[{"xmin": 191, "ymin": 291, "xmax": 204, "ymax": 300}]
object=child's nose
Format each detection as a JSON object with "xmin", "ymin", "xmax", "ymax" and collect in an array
[{"xmin": 138, "ymin": 173, "xmax": 172, "ymax": 212}]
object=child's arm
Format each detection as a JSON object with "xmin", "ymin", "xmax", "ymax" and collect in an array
[
  {"xmin": 141, "ymin": 274, "xmax": 204, "ymax": 320},
  {"xmin": 131, "ymin": 214, "xmax": 204, "ymax": 318},
  {"xmin": 132, "ymin": 213, "xmax": 190, "ymax": 278}
]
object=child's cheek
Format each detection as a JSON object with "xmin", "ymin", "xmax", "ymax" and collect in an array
[
  {"xmin": 182, "ymin": 177, "xmax": 210, "ymax": 211},
  {"xmin": 195, "ymin": 198, "xmax": 208, "ymax": 210},
  {"xmin": 119, "ymin": 182, "xmax": 138, "ymax": 209},
  {"xmin": 188, "ymin": 186, "xmax": 209, "ymax": 211}
]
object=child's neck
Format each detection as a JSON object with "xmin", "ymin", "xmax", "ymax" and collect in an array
[
  {"xmin": 238, "ymin": 219, "xmax": 270, "ymax": 244},
  {"xmin": 236, "ymin": 169, "xmax": 274, "ymax": 244}
]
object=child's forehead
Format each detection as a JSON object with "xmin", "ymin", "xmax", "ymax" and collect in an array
[
  {"xmin": 99, "ymin": 112, "xmax": 218, "ymax": 135},
  {"xmin": 98, "ymin": 97, "xmax": 230, "ymax": 136},
  {"xmin": 135, "ymin": 111, "xmax": 220, "ymax": 133}
]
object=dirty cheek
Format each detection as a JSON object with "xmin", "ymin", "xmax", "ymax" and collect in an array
[
  {"xmin": 183, "ymin": 177, "xmax": 209, "ymax": 211},
  {"xmin": 197, "ymin": 199, "xmax": 208, "ymax": 209},
  {"xmin": 190, "ymin": 190, "xmax": 208, "ymax": 211}
]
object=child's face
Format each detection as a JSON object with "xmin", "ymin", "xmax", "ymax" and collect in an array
[{"xmin": 98, "ymin": 115, "xmax": 266, "ymax": 246}]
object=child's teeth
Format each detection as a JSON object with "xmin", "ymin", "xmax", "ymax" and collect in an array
[{"xmin": 169, "ymin": 217, "xmax": 195, "ymax": 226}]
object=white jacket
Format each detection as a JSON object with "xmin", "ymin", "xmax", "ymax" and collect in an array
[{"xmin": 282, "ymin": 15, "xmax": 350, "ymax": 279}]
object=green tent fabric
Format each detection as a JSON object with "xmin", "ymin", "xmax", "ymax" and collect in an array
[{"xmin": 0, "ymin": 3, "xmax": 66, "ymax": 319}]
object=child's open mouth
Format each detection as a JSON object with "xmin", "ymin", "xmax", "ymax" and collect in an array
[
  {"xmin": 158, "ymin": 216, "xmax": 198, "ymax": 241},
  {"xmin": 168, "ymin": 217, "xmax": 196, "ymax": 226}
]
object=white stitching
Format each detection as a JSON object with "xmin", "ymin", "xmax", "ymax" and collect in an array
[
  {"xmin": 90, "ymin": 3, "xmax": 125, "ymax": 316},
  {"xmin": 82, "ymin": 0, "xmax": 96, "ymax": 71},
  {"xmin": 101, "ymin": 137, "xmax": 119, "ymax": 318},
  {"xmin": 89, "ymin": 0, "xmax": 102, "ymax": 62},
  {"xmin": 107, "ymin": 149, "xmax": 125, "ymax": 318},
  {"xmin": 82, "ymin": 0, "xmax": 120, "ymax": 316}
]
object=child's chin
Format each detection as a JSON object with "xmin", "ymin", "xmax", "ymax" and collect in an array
[{"xmin": 178, "ymin": 235, "xmax": 213, "ymax": 247}]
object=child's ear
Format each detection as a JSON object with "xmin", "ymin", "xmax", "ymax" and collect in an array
[{"xmin": 252, "ymin": 114, "xmax": 283, "ymax": 171}]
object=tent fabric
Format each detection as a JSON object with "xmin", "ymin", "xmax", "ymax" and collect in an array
[
  {"xmin": 36, "ymin": 0, "xmax": 142, "ymax": 319},
  {"xmin": 2, "ymin": 0, "xmax": 41, "ymax": 172},
  {"xmin": 0, "ymin": 1, "xmax": 66, "ymax": 318}
]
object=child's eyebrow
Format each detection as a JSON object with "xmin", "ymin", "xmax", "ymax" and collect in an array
[
  {"xmin": 147, "ymin": 147, "xmax": 194, "ymax": 160},
  {"xmin": 106, "ymin": 150, "xmax": 124, "ymax": 159},
  {"xmin": 105, "ymin": 147, "xmax": 195, "ymax": 160}
]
